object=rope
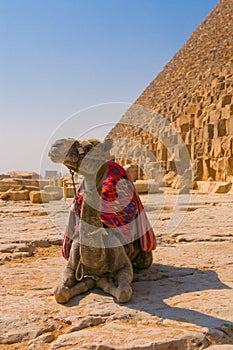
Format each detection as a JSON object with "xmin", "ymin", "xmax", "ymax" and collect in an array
[{"xmin": 76, "ymin": 259, "xmax": 84, "ymax": 281}]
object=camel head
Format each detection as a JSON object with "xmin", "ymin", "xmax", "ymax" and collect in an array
[{"xmin": 48, "ymin": 138, "xmax": 113, "ymax": 175}]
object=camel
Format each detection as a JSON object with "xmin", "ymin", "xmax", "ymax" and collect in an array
[{"xmin": 48, "ymin": 138, "xmax": 153, "ymax": 304}]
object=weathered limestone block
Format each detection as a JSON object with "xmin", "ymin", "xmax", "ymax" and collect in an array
[
  {"xmin": 65, "ymin": 186, "xmax": 77, "ymax": 198},
  {"xmin": 124, "ymin": 164, "xmax": 138, "ymax": 182},
  {"xmin": 210, "ymin": 181, "xmax": 232, "ymax": 194},
  {"xmin": 212, "ymin": 138, "xmax": 223, "ymax": 158},
  {"xmin": 204, "ymin": 103, "xmax": 216, "ymax": 113},
  {"xmin": 221, "ymin": 94, "xmax": 232, "ymax": 107},
  {"xmin": 194, "ymin": 114, "xmax": 203, "ymax": 128},
  {"xmin": 215, "ymin": 158, "xmax": 225, "ymax": 173},
  {"xmin": 134, "ymin": 180, "xmax": 159, "ymax": 193},
  {"xmin": 221, "ymin": 105, "xmax": 231, "ymax": 119},
  {"xmin": 173, "ymin": 144, "xmax": 189, "ymax": 161},
  {"xmin": 171, "ymin": 168, "xmax": 193, "ymax": 189},
  {"xmin": 221, "ymin": 137, "xmax": 233, "ymax": 157},
  {"xmin": 209, "ymin": 109, "xmax": 221, "ymax": 123},
  {"xmin": 203, "ymin": 158, "xmax": 215, "ymax": 180},
  {"xmin": 38, "ymin": 179, "xmax": 50, "ymax": 189},
  {"xmin": 134, "ymin": 180, "xmax": 148, "ymax": 193},
  {"xmin": 43, "ymin": 186, "xmax": 63, "ymax": 200},
  {"xmin": 180, "ymin": 123, "xmax": 189, "ymax": 133},
  {"xmin": 25, "ymin": 186, "xmax": 40, "ymax": 192},
  {"xmin": 185, "ymin": 131, "xmax": 192, "ymax": 144},
  {"xmin": 13, "ymin": 178, "xmax": 40, "ymax": 187},
  {"xmin": 171, "ymin": 174, "xmax": 180, "ymax": 189},
  {"xmin": 215, "ymin": 171, "xmax": 222, "ymax": 181},
  {"xmin": 29, "ymin": 191, "xmax": 50, "ymax": 204},
  {"xmin": 194, "ymin": 142, "xmax": 204, "ymax": 158},
  {"xmin": 43, "ymin": 185, "xmax": 62, "ymax": 193},
  {"xmin": 203, "ymin": 124, "xmax": 214, "ymax": 140},
  {"xmin": 0, "ymin": 189, "xmax": 29, "ymax": 201},
  {"xmin": 225, "ymin": 157, "xmax": 233, "ymax": 176},
  {"xmin": 47, "ymin": 192, "xmax": 63, "ymax": 201},
  {"xmin": 227, "ymin": 116, "xmax": 233, "ymax": 135},
  {"xmin": 204, "ymin": 140, "xmax": 212, "ymax": 156},
  {"xmin": 211, "ymin": 78, "xmax": 218, "ymax": 89},
  {"xmin": 193, "ymin": 159, "xmax": 203, "ymax": 181},
  {"xmin": 196, "ymin": 181, "xmax": 216, "ymax": 193},
  {"xmin": 218, "ymin": 119, "xmax": 227, "ymax": 137},
  {"xmin": 0, "ymin": 179, "xmax": 21, "ymax": 192},
  {"xmin": 164, "ymin": 171, "xmax": 177, "ymax": 187},
  {"xmin": 186, "ymin": 104, "xmax": 197, "ymax": 114},
  {"xmin": 176, "ymin": 114, "xmax": 191, "ymax": 126},
  {"xmin": 148, "ymin": 180, "xmax": 159, "ymax": 193},
  {"xmin": 191, "ymin": 129, "xmax": 197, "ymax": 143},
  {"xmin": 206, "ymin": 346, "xmax": 233, "ymax": 350},
  {"xmin": 157, "ymin": 145, "xmax": 167, "ymax": 162}
]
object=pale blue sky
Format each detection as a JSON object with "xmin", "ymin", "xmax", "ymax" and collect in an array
[{"xmin": 0, "ymin": 0, "xmax": 218, "ymax": 174}]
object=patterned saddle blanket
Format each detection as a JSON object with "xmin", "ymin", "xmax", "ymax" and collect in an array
[{"xmin": 62, "ymin": 161, "xmax": 156, "ymax": 259}]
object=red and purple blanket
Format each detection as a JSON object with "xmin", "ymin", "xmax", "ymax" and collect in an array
[{"xmin": 62, "ymin": 161, "xmax": 156, "ymax": 259}]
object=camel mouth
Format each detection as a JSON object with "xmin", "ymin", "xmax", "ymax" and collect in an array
[
  {"xmin": 48, "ymin": 138, "xmax": 77, "ymax": 164},
  {"xmin": 48, "ymin": 148, "xmax": 67, "ymax": 164}
]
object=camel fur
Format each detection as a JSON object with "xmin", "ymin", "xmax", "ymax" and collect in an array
[{"xmin": 48, "ymin": 138, "xmax": 152, "ymax": 303}]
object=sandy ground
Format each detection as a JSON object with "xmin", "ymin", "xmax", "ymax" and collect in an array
[{"xmin": 0, "ymin": 190, "xmax": 233, "ymax": 349}]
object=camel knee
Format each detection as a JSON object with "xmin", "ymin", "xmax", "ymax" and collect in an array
[
  {"xmin": 132, "ymin": 251, "xmax": 153, "ymax": 270},
  {"xmin": 54, "ymin": 285, "xmax": 71, "ymax": 304},
  {"xmin": 62, "ymin": 274, "xmax": 77, "ymax": 288},
  {"xmin": 85, "ymin": 278, "xmax": 96, "ymax": 289}
]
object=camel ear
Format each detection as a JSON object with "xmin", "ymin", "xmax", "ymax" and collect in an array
[
  {"xmin": 102, "ymin": 139, "xmax": 113, "ymax": 152},
  {"xmin": 80, "ymin": 139, "xmax": 101, "ymax": 151}
]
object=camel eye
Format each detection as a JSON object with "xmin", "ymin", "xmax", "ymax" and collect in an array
[{"xmin": 85, "ymin": 144, "xmax": 93, "ymax": 153}]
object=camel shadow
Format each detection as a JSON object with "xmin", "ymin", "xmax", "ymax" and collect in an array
[
  {"xmin": 66, "ymin": 263, "xmax": 232, "ymax": 335},
  {"xmin": 126, "ymin": 263, "xmax": 232, "ymax": 330}
]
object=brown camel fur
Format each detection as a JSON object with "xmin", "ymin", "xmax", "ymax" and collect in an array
[{"xmin": 48, "ymin": 138, "xmax": 152, "ymax": 303}]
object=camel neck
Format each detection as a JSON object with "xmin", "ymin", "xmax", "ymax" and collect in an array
[{"xmin": 80, "ymin": 162, "xmax": 108, "ymax": 229}]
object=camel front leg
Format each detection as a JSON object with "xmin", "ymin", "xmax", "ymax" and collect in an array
[
  {"xmin": 54, "ymin": 239, "xmax": 95, "ymax": 304},
  {"xmin": 96, "ymin": 261, "xmax": 133, "ymax": 303},
  {"xmin": 96, "ymin": 277, "xmax": 119, "ymax": 299},
  {"xmin": 115, "ymin": 262, "xmax": 133, "ymax": 303},
  {"xmin": 57, "ymin": 238, "xmax": 81, "ymax": 289},
  {"xmin": 54, "ymin": 278, "xmax": 95, "ymax": 304}
]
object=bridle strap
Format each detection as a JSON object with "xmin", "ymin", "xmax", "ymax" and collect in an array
[
  {"xmin": 70, "ymin": 169, "xmax": 77, "ymax": 197},
  {"xmin": 68, "ymin": 141, "xmax": 85, "ymax": 196},
  {"xmin": 75, "ymin": 141, "xmax": 85, "ymax": 158}
]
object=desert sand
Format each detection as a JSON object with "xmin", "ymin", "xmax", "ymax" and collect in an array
[{"xmin": 0, "ymin": 189, "xmax": 233, "ymax": 350}]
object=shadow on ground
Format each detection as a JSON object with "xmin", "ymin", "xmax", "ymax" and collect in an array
[{"xmin": 65, "ymin": 263, "xmax": 232, "ymax": 333}]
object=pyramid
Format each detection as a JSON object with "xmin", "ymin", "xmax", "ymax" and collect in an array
[{"xmin": 107, "ymin": 0, "xmax": 233, "ymax": 182}]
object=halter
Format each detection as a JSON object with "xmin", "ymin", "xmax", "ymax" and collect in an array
[
  {"xmin": 68, "ymin": 141, "xmax": 86, "ymax": 196},
  {"xmin": 68, "ymin": 141, "xmax": 107, "ymax": 196}
]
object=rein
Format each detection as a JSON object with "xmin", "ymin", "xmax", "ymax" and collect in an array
[{"xmin": 76, "ymin": 254, "xmax": 84, "ymax": 281}]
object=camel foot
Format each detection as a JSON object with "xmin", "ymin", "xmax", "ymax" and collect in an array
[
  {"xmin": 115, "ymin": 285, "xmax": 132, "ymax": 303},
  {"xmin": 54, "ymin": 279, "xmax": 96, "ymax": 304},
  {"xmin": 54, "ymin": 285, "xmax": 71, "ymax": 304}
]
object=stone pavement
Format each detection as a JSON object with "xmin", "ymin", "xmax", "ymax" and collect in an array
[{"xmin": 0, "ymin": 190, "xmax": 233, "ymax": 349}]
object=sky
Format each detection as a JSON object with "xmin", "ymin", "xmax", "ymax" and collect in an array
[{"xmin": 0, "ymin": 0, "xmax": 219, "ymax": 175}]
